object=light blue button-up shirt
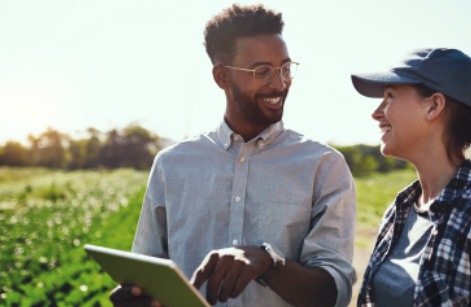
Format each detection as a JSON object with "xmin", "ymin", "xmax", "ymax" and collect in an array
[{"xmin": 133, "ymin": 121, "xmax": 357, "ymax": 307}]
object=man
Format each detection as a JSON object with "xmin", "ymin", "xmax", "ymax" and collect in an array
[{"xmin": 111, "ymin": 4, "xmax": 356, "ymax": 307}]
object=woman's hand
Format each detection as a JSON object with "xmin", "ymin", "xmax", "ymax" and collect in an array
[{"xmin": 109, "ymin": 285, "xmax": 162, "ymax": 307}]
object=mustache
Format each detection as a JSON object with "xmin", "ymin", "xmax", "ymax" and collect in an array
[{"xmin": 256, "ymin": 90, "xmax": 288, "ymax": 99}]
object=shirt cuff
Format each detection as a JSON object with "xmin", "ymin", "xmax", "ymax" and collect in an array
[{"xmin": 320, "ymin": 266, "xmax": 352, "ymax": 307}]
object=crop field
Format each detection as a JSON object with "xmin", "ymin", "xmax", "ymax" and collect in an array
[
  {"xmin": 0, "ymin": 168, "xmax": 149, "ymax": 306},
  {"xmin": 0, "ymin": 167, "xmax": 417, "ymax": 306}
]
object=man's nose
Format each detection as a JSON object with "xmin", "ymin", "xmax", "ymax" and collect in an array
[{"xmin": 267, "ymin": 70, "xmax": 286, "ymax": 90}]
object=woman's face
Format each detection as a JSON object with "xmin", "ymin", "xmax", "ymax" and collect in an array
[{"xmin": 372, "ymin": 84, "xmax": 429, "ymax": 160}]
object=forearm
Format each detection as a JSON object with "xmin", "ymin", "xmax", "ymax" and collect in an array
[{"xmin": 261, "ymin": 259, "xmax": 337, "ymax": 307}]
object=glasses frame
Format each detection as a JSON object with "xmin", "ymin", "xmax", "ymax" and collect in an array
[{"xmin": 223, "ymin": 61, "xmax": 300, "ymax": 85}]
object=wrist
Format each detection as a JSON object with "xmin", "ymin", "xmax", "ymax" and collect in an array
[
  {"xmin": 260, "ymin": 243, "xmax": 285, "ymax": 272},
  {"xmin": 255, "ymin": 243, "xmax": 285, "ymax": 287}
]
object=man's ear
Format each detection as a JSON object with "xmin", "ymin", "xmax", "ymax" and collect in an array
[
  {"xmin": 426, "ymin": 92, "xmax": 446, "ymax": 122},
  {"xmin": 213, "ymin": 65, "xmax": 230, "ymax": 90}
]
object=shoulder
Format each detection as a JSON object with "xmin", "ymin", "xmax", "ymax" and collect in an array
[
  {"xmin": 155, "ymin": 131, "xmax": 219, "ymax": 164},
  {"xmin": 281, "ymin": 129, "xmax": 346, "ymax": 162},
  {"xmin": 280, "ymin": 130, "xmax": 353, "ymax": 186}
]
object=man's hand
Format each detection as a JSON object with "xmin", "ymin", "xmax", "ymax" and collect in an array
[
  {"xmin": 109, "ymin": 285, "xmax": 162, "ymax": 307},
  {"xmin": 190, "ymin": 246, "xmax": 272, "ymax": 306}
]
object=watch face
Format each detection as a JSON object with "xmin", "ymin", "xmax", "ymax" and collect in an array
[
  {"xmin": 263, "ymin": 243, "xmax": 285, "ymax": 271},
  {"xmin": 268, "ymin": 244, "xmax": 283, "ymax": 259}
]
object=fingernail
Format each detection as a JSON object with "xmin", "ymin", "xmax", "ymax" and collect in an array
[
  {"xmin": 151, "ymin": 300, "xmax": 161, "ymax": 307},
  {"xmin": 131, "ymin": 287, "xmax": 141, "ymax": 296}
]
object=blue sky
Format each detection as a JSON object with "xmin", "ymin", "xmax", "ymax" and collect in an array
[{"xmin": 1, "ymin": 0, "xmax": 470, "ymax": 146}]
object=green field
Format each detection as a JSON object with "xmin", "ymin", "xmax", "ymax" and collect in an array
[
  {"xmin": 355, "ymin": 170, "xmax": 417, "ymax": 227},
  {"xmin": 0, "ymin": 167, "xmax": 417, "ymax": 306}
]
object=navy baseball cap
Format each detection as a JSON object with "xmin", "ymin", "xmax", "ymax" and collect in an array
[{"xmin": 351, "ymin": 48, "xmax": 471, "ymax": 107}]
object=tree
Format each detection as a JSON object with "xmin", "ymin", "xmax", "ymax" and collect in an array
[
  {"xmin": 0, "ymin": 141, "xmax": 28, "ymax": 166},
  {"xmin": 28, "ymin": 128, "xmax": 66, "ymax": 168}
]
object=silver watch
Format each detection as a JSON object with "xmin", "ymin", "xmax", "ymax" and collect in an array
[{"xmin": 261, "ymin": 243, "xmax": 285, "ymax": 272}]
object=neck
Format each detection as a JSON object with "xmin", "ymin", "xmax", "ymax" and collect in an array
[
  {"xmin": 223, "ymin": 111, "xmax": 271, "ymax": 142},
  {"xmin": 410, "ymin": 144, "xmax": 461, "ymax": 209}
]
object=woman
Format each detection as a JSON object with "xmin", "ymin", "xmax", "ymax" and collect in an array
[{"xmin": 351, "ymin": 48, "xmax": 471, "ymax": 307}]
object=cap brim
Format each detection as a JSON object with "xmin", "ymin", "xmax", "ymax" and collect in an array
[{"xmin": 351, "ymin": 71, "xmax": 421, "ymax": 98}]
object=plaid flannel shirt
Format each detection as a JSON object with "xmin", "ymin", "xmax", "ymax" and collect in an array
[{"xmin": 358, "ymin": 159, "xmax": 471, "ymax": 307}]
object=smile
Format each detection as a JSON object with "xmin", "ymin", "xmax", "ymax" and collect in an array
[
  {"xmin": 263, "ymin": 97, "xmax": 282, "ymax": 105},
  {"xmin": 381, "ymin": 126, "xmax": 391, "ymax": 135}
]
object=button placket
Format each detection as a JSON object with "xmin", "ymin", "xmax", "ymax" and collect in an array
[{"xmin": 228, "ymin": 142, "xmax": 253, "ymax": 248}]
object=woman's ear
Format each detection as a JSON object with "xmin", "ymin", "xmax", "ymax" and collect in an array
[
  {"xmin": 426, "ymin": 92, "xmax": 446, "ymax": 122},
  {"xmin": 212, "ymin": 65, "xmax": 230, "ymax": 90}
]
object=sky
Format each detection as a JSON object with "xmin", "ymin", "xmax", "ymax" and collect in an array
[{"xmin": 1, "ymin": 0, "xmax": 470, "ymax": 146}]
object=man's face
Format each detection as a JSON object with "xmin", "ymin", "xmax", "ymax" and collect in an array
[{"xmin": 226, "ymin": 34, "xmax": 291, "ymax": 126}]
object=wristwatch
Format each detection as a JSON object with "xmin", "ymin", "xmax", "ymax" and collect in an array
[{"xmin": 261, "ymin": 242, "xmax": 285, "ymax": 272}]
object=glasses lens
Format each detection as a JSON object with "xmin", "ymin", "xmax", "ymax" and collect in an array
[
  {"xmin": 254, "ymin": 65, "xmax": 274, "ymax": 85},
  {"xmin": 281, "ymin": 62, "xmax": 298, "ymax": 80}
]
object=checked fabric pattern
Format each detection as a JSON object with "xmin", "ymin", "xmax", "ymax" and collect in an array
[{"xmin": 358, "ymin": 159, "xmax": 471, "ymax": 307}]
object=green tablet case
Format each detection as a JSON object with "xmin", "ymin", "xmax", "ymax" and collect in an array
[{"xmin": 84, "ymin": 244, "xmax": 210, "ymax": 307}]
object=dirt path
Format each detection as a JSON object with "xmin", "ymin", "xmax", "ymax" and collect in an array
[{"xmin": 349, "ymin": 227, "xmax": 378, "ymax": 307}]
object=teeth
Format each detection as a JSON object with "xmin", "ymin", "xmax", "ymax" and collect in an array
[
  {"xmin": 381, "ymin": 126, "xmax": 391, "ymax": 134},
  {"xmin": 263, "ymin": 97, "xmax": 281, "ymax": 104}
]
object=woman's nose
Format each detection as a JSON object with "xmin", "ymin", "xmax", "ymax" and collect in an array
[{"xmin": 372, "ymin": 102, "xmax": 385, "ymax": 121}]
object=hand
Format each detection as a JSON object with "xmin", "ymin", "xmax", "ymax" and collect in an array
[
  {"xmin": 109, "ymin": 285, "xmax": 162, "ymax": 307},
  {"xmin": 190, "ymin": 246, "xmax": 272, "ymax": 305}
]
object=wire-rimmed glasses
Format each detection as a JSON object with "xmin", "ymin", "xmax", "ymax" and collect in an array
[{"xmin": 223, "ymin": 62, "xmax": 299, "ymax": 85}]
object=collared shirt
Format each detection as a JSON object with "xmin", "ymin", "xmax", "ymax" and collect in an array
[
  {"xmin": 358, "ymin": 159, "xmax": 471, "ymax": 307},
  {"xmin": 133, "ymin": 121, "xmax": 357, "ymax": 307}
]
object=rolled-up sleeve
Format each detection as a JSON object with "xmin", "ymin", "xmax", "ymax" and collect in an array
[
  {"xmin": 132, "ymin": 154, "xmax": 169, "ymax": 258},
  {"xmin": 301, "ymin": 151, "xmax": 357, "ymax": 307}
]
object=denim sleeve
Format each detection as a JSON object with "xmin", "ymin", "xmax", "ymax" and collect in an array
[
  {"xmin": 301, "ymin": 151, "xmax": 357, "ymax": 307},
  {"xmin": 132, "ymin": 154, "xmax": 169, "ymax": 258}
]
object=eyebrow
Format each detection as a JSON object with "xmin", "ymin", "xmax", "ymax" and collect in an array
[
  {"xmin": 385, "ymin": 84, "xmax": 395, "ymax": 90},
  {"xmin": 248, "ymin": 58, "xmax": 291, "ymax": 69}
]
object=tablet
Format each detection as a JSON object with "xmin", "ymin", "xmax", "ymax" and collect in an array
[{"xmin": 84, "ymin": 244, "xmax": 210, "ymax": 307}]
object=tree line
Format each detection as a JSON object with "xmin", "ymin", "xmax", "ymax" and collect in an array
[
  {"xmin": 0, "ymin": 126, "xmax": 410, "ymax": 174},
  {"xmin": 334, "ymin": 144, "xmax": 410, "ymax": 175},
  {"xmin": 0, "ymin": 125, "xmax": 160, "ymax": 170}
]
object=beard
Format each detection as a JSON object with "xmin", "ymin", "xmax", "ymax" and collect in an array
[{"xmin": 231, "ymin": 82, "xmax": 287, "ymax": 126}]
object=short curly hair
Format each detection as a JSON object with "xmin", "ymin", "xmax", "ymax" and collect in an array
[{"xmin": 204, "ymin": 4, "xmax": 284, "ymax": 65}]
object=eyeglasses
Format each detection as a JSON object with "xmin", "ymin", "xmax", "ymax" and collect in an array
[{"xmin": 223, "ymin": 61, "xmax": 299, "ymax": 86}]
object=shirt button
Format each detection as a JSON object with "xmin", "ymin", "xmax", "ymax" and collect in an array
[
  {"xmin": 232, "ymin": 239, "xmax": 239, "ymax": 246},
  {"xmin": 239, "ymin": 157, "xmax": 245, "ymax": 162},
  {"xmin": 258, "ymin": 141, "xmax": 265, "ymax": 149},
  {"xmin": 234, "ymin": 136, "xmax": 239, "ymax": 142},
  {"xmin": 235, "ymin": 196, "xmax": 241, "ymax": 202},
  {"xmin": 224, "ymin": 143, "xmax": 228, "ymax": 148}
]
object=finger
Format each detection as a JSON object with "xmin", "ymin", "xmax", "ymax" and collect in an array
[
  {"xmin": 206, "ymin": 256, "xmax": 234, "ymax": 305},
  {"xmin": 113, "ymin": 297, "xmax": 161, "ymax": 307},
  {"xmin": 218, "ymin": 259, "xmax": 243, "ymax": 303},
  {"xmin": 151, "ymin": 301, "xmax": 162, "ymax": 307},
  {"xmin": 110, "ymin": 285, "xmax": 142, "ymax": 303},
  {"xmin": 190, "ymin": 253, "xmax": 219, "ymax": 290},
  {"xmin": 230, "ymin": 265, "xmax": 255, "ymax": 299}
]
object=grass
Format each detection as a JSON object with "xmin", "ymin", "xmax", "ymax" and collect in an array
[
  {"xmin": 0, "ymin": 167, "xmax": 418, "ymax": 306},
  {"xmin": 355, "ymin": 169, "xmax": 417, "ymax": 228}
]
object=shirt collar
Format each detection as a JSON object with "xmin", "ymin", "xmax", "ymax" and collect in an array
[
  {"xmin": 395, "ymin": 159, "xmax": 471, "ymax": 213},
  {"xmin": 216, "ymin": 120, "xmax": 284, "ymax": 151},
  {"xmin": 431, "ymin": 159, "xmax": 471, "ymax": 212},
  {"xmin": 395, "ymin": 179, "xmax": 422, "ymax": 209}
]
